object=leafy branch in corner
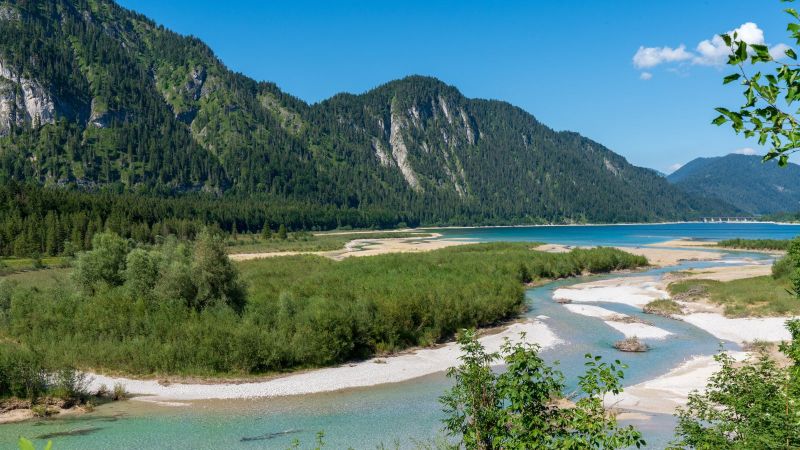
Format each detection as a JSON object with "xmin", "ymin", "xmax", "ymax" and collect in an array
[{"xmin": 714, "ymin": 0, "xmax": 800, "ymax": 166}]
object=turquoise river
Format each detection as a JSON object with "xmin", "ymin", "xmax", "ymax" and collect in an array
[{"xmin": 2, "ymin": 223, "xmax": 800, "ymax": 449}]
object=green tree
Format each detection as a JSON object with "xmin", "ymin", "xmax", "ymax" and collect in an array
[
  {"xmin": 683, "ymin": 4, "xmax": 800, "ymax": 444},
  {"xmin": 277, "ymin": 224, "xmax": 288, "ymax": 240},
  {"xmin": 71, "ymin": 232, "xmax": 128, "ymax": 294},
  {"xmin": 191, "ymin": 229, "xmax": 246, "ymax": 312},
  {"xmin": 261, "ymin": 224, "xmax": 272, "ymax": 240},
  {"xmin": 440, "ymin": 330, "xmax": 645, "ymax": 449},
  {"xmin": 673, "ymin": 348, "xmax": 799, "ymax": 448},
  {"xmin": 713, "ymin": 0, "xmax": 800, "ymax": 166},
  {"xmin": 124, "ymin": 248, "xmax": 160, "ymax": 297}
]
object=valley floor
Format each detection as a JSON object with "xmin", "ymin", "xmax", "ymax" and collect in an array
[
  {"xmin": 82, "ymin": 239, "xmax": 790, "ymax": 409},
  {"xmin": 6, "ymin": 237, "xmax": 794, "ymax": 430}
]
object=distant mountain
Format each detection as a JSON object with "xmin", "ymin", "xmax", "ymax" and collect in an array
[
  {"xmin": 667, "ymin": 154, "xmax": 800, "ymax": 215},
  {"xmin": 0, "ymin": 0, "xmax": 735, "ymax": 224}
]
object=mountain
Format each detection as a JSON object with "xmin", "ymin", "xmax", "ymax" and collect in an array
[
  {"xmin": 0, "ymin": 0, "xmax": 734, "ymax": 225},
  {"xmin": 667, "ymin": 154, "xmax": 800, "ymax": 215}
]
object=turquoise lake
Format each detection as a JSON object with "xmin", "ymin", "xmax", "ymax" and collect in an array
[{"xmin": 3, "ymin": 223, "xmax": 799, "ymax": 449}]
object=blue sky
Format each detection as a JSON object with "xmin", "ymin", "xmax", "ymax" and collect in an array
[{"xmin": 117, "ymin": 0, "xmax": 792, "ymax": 173}]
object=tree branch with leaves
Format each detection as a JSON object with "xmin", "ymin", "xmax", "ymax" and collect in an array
[{"xmin": 714, "ymin": 0, "xmax": 800, "ymax": 166}]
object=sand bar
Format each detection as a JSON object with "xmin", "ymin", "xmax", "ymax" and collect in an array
[
  {"xmin": 679, "ymin": 312, "xmax": 794, "ymax": 343},
  {"xmin": 553, "ymin": 276, "xmax": 669, "ymax": 308},
  {"xmin": 608, "ymin": 352, "xmax": 748, "ymax": 414},
  {"xmin": 562, "ymin": 304, "xmax": 671, "ymax": 339},
  {"xmin": 229, "ymin": 233, "xmax": 472, "ymax": 262}
]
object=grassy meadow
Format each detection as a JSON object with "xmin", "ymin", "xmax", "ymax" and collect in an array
[{"xmin": 668, "ymin": 275, "xmax": 799, "ymax": 317}]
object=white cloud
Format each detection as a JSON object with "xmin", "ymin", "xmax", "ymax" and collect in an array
[
  {"xmin": 693, "ymin": 22, "xmax": 768, "ymax": 66},
  {"xmin": 769, "ymin": 43, "xmax": 792, "ymax": 60},
  {"xmin": 639, "ymin": 71, "xmax": 653, "ymax": 80},
  {"xmin": 634, "ymin": 22, "xmax": 790, "ymax": 71},
  {"xmin": 633, "ymin": 45, "xmax": 692, "ymax": 69},
  {"xmin": 733, "ymin": 147, "xmax": 758, "ymax": 155},
  {"xmin": 668, "ymin": 163, "xmax": 684, "ymax": 173}
]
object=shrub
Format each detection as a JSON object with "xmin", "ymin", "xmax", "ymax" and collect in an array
[
  {"xmin": 772, "ymin": 255, "xmax": 793, "ymax": 279},
  {"xmin": 112, "ymin": 383, "xmax": 128, "ymax": 401},
  {"xmin": 50, "ymin": 368, "xmax": 89, "ymax": 401},
  {"xmin": 441, "ymin": 331, "xmax": 645, "ymax": 448},
  {"xmin": 0, "ymin": 344, "xmax": 47, "ymax": 400},
  {"xmin": 30, "ymin": 405, "xmax": 52, "ymax": 417},
  {"xmin": 95, "ymin": 384, "xmax": 109, "ymax": 397}
]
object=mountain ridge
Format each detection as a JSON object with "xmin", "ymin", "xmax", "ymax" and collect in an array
[
  {"xmin": 667, "ymin": 154, "xmax": 800, "ymax": 215},
  {"xmin": 0, "ymin": 0, "xmax": 736, "ymax": 224}
]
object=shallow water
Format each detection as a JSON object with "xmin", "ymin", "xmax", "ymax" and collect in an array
[{"xmin": 2, "ymin": 223, "xmax": 796, "ymax": 449}]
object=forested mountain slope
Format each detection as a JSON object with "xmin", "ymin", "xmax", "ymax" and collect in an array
[
  {"xmin": 667, "ymin": 154, "xmax": 800, "ymax": 215},
  {"xmin": 0, "ymin": 0, "xmax": 734, "ymax": 233}
]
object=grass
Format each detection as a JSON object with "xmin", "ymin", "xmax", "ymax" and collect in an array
[
  {"xmin": 226, "ymin": 231, "xmax": 433, "ymax": 254},
  {"xmin": 0, "ymin": 257, "xmax": 69, "ymax": 275},
  {"xmin": 0, "ymin": 269, "xmax": 71, "ymax": 291},
  {"xmin": 643, "ymin": 299, "xmax": 684, "ymax": 316},
  {"xmin": 667, "ymin": 276, "xmax": 799, "ymax": 317},
  {"xmin": 716, "ymin": 238, "xmax": 791, "ymax": 251}
]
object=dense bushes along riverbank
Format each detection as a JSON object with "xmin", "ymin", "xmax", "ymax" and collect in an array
[{"xmin": 0, "ymin": 237, "xmax": 646, "ymax": 380}]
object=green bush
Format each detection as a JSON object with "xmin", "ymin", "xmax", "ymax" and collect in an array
[
  {"xmin": 1, "ymin": 243, "xmax": 646, "ymax": 376},
  {"xmin": 71, "ymin": 232, "xmax": 129, "ymax": 294},
  {"xmin": 441, "ymin": 331, "xmax": 644, "ymax": 448},
  {"xmin": 0, "ymin": 343, "xmax": 47, "ymax": 399},
  {"xmin": 772, "ymin": 255, "xmax": 793, "ymax": 279}
]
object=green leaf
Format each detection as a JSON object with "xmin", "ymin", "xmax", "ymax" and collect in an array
[
  {"xmin": 17, "ymin": 438, "xmax": 35, "ymax": 450},
  {"xmin": 787, "ymin": 48, "xmax": 798, "ymax": 60},
  {"xmin": 788, "ymin": 8, "xmax": 800, "ymax": 20},
  {"xmin": 723, "ymin": 73, "xmax": 741, "ymax": 84},
  {"xmin": 712, "ymin": 115, "xmax": 727, "ymax": 126}
]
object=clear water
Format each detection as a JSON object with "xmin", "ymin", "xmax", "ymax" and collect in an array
[
  {"xmin": 2, "ymin": 223, "xmax": 797, "ymax": 449},
  {"xmin": 429, "ymin": 222, "xmax": 800, "ymax": 246}
]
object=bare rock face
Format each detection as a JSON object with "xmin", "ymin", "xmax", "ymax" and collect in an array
[
  {"xmin": 186, "ymin": 66, "xmax": 207, "ymax": 101},
  {"xmin": 89, "ymin": 97, "xmax": 110, "ymax": 128},
  {"xmin": 0, "ymin": 59, "xmax": 56, "ymax": 136},
  {"xmin": 388, "ymin": 102, "xmax": 422, "ymax": 192},
  {"xmin": 0, "ymin": 5, "xmax": 20, "ymax": 22}
]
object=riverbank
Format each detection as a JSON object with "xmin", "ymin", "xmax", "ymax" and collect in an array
[
  {"xmin": 553, "ymin": 264, "xmax": 795, "ymax": 346},
  {"xmin": 608, "ymin": 352, "xmax": 749, "ymax": 414},
  {"xmin": 555, "ymin": 250, "xmax": 797, "ymax": 414},
  {"xmin": 85, "ymin": 318, "xmax": 560, "ymax": 402}
]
